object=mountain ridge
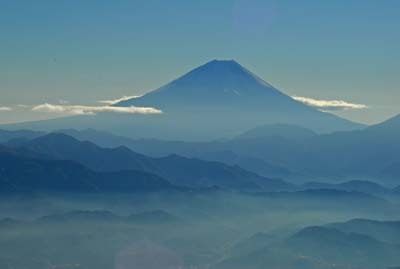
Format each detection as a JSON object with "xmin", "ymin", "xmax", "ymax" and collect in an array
[{"xmin": 12, "ymin": 132, "xmax": 293, "ymax": 191}]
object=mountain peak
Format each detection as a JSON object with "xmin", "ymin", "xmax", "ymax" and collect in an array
[
  {"xmin": 109, "ymin": 59, "xmax": 362, "ymax": 139},
  {"xmin": 187, "ymin": 59, "xmax": 273, "ymax": 87},
  {"xmin": 203, "ymin": 59, "xmax": 241, "ymax": 67},
  {"xmin": 116, "ymin": 59, "xmax": 280, "ymax": 109}
]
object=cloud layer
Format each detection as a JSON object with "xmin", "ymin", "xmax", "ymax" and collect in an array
[
  {"xmin": 32, "ymin": 103, "xmax": 162, "ymax": 115},
  {"xmin": 0, "ymin": 107, "xmax": 12, "ymax": 111},
  {"xmin": 292, "ymin": 96, "xmax": 367, "ymax": 111}
]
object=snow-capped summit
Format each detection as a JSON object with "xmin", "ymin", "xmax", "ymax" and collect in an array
[{"xmin": 116, "ymin": 59, "xmax": 283, "ymax": 109}]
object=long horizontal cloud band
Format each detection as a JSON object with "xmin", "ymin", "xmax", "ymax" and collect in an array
[
  {"xmin": 32, "ymin": 103, "xmax": 162, "ymax": 115},
  {"xmin": 292, "ymin": 96, "xmax": 367, "ymax": 111}
]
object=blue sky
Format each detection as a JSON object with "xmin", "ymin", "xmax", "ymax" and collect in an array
[{"xmin": 0, "ymin": 0, "xmax": 399, "ymax": 124}]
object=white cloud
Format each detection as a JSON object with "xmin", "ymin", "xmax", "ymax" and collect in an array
[
  {"xmin": 32, "ymin": 103, "xmax": 162, "ymax": 115},
  {"xmin": 98, "ymin": 95, "xmax": 142, "ymax": 105},
  {"xmin": 17, "ymin": 104, "xmax": 29, "ymax": 108},
  {"xmin": 0, "ymin": 106, "xmax": 12, "ymax": 111},
  {"xmin": 292, "ymin": 96, "xmax": 367, "ymax": 111}
]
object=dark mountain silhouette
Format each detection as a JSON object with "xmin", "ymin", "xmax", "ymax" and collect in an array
[
  {"xmin": 50, "ymin": 129, "xmax": 301, "ymax": 179},
  {"xmin": 0, "ymin": 149, "xmax": 174, "ymax": 193},
  {"xmin": 15, "ymin": 133, "xmax": 293, "ymax": 190}
]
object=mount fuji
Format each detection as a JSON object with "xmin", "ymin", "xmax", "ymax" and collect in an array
[
  {"xmin": 114, "ymin": 59, "xmax": 362, "ymax": 139},
  {"xmin": 3, "ymin": 60, "xmax": 363, "ymax": 140}
]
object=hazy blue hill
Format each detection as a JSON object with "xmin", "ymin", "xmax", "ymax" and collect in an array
[
  {"xmin": 328, "ymin": 219, "xmax": 400, "ymax": 244},
  {"xmin": 57, "ymin": 128, "xmax": 136, "ymax": 148},
  {"xmin": 214, "ymin": 247, "xmax": 336, "ymax": 269},
  {"xmin": 302, "ymin": 180, "xmax": 390, "ymax": 195},
  {"xmin": 212, "ymin": 114, "xmax": 400, "ymax": 184},
  {"xmin": 291, "ymin": 114, "xmax": 400, "ymax": 182},
  {"xmin": 285, "ymin": 226, "xmax": 400, "ymax": 268},
  {"xmin": 137, "ymin": 113, "xmax": 400, "ymax": 184},
  {"xmin": 21, "ymin": 132, "xmax": 158, "ymax": 172},
  {"xmin": 152, "ymin": 154, "xmax": 292, "ymax": 190},
  {"xmin": 234, "ymin": 124, "xmax": 317, "ymax": 141},
  {"xmin": 229, "ymin": 232, "xmax": 277, "ymax": 257},
  {"xmin": 195, "ymin": 150, "xmax": 296, "ymax": 179},
  {"xmin": 230, "ymin": 114, "xmax": 400, "ymax": 184},
  {"xmin": 17, "ymin": 133, "xmax": 293, "ymax": 190},
  {"xmin": 249, "ymin": 189, "xmax": 391, "ymax": 212},
  {"xmin": 0, "ymin": 150, "xmax": 174, "ymax": 193},
  {"xmin": 0, "ymin": 129, "xmax": 44, "ymax": 143},
  {"xmin": 217, "ymin": 222, "xmax": 400, "ymax": 269}
]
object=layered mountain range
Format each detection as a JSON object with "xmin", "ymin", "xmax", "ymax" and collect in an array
[
  {"xmin": 0, "ymin": 133, "xmax": 293, "ymax": 192},
  {"xmin": 14, "ymin": 113, "xmax": 396, "ymax": 186}
]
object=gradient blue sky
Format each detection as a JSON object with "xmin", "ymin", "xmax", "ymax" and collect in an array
[{"xmin": 1, "ymin": 0, "xmax": 399, "ymax": 124}]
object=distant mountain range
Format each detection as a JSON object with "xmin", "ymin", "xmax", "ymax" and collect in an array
[
  {"xmin": 0, "ymin": 133, "xmax": 293, "ymax": 192},
  {"xmin": 1, "ymin": 60, "xmax": 363, "ymax": 140},
  {"xmin": 0, "ymin": 149, "xmax": 174, "ymax": 193},
  {"xmin": 216, "ymin": 218, "xmax": 400, "ymax": 269},
  {"xmin": 1, "ymin": 113, "xmax": 399, "ymax": 186},
  {"xmin": 327, "ymin": 218, "xmax": 400, "ymax": 245},
  {"xmin": 0, "ymin": 129, "xmax": 44, "ymax": 143},
  {"xmin": 3, "ymin": 129, "xmax": 399, "ymax": 196},
  {"xmin": 45, "ymin": 115, "xmax": 400, "ymax": 185}
]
